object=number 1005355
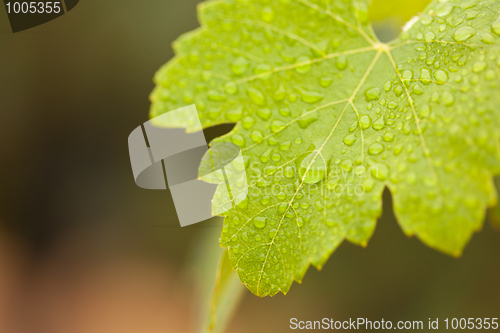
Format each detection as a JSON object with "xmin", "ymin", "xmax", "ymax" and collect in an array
[{"xmin": 5, "ymin": 2, "xmax": 62, "ymax": 14}]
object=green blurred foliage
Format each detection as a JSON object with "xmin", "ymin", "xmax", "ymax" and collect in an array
[
  {"xmin": 189, "ymin": 221, "xmax": 245, "ymax": 333},
  {"xmin": 370, "ymin": 0, "xmax": 431, "ymax": 23}
]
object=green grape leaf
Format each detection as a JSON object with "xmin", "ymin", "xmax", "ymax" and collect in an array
[{"xmin": 151, "ymin": 0, "xmax": 500, "ymax": 296}]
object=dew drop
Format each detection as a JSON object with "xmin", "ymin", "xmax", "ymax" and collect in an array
[
  {"xmin": 297, "ymin": 113, "xmax": 318, "ymax": 129},
  {"xmin": 271, "ymin": 153, "xmax": 281, "ymax": 162},
  {"xmin": 420, "ymin": 68, "xmax": 432, "ymax": 84},
  {"xmin": 481, "ymin": 33, "xmax": 495, "ymax": 44},
  {"xmin": 485, "ymin": 69, "xmax": 496, "ymax": 80},
  {"xmin": 280, "ymin": 141, "xmax": 291, "ymax": 151},
  {"xmin": 420, "ymin": 104, "xmax": 431, "ymax": 118},
  {"xmin": 340, "ymin": 159, "xmax": 353, "ymax": 172},
  {"xmin": 402, "ymin": 70, "xmax": 413, "ymax": 80},
  {"xmin": 413, "ymin": 84, "xmax": 424, "ymax": 95},
  {"xmin": 335, "ymin": 56, "xmax": 348, "ymax": 70},
  {"xmin": 242, "ymin": 116, "xmax": 256, "ymax": 129},
  {"xmin": 270, "ymin": 120, "xmax": 286, "ymax": 133},
  {"xmin": 295, "ymin": 56, "xmax": 311, "ymax": 74},
  {"xmin": 247, "ymin": 88, "xmax": 266, "ymax": 106},
  {"xmin": 299, "ymin": 152, "xmax": 327, "ymax": 184},
  {"xmin": 257, "ymin": 108, "xmax": 272, "ymax": 120},
  {"xmin": 254, "ymin": 216, "xmax": 267, "ymax": 228},
  {"xmin": 453, "ymin": 26, "xmax": 475, "ymax": 42},
  {"xmin": 251, "ymin": 129, "xmax": 264, "ymax": 142},
  {"xmin": 360, "ymin": 115, "xmax": 372, "ymax": 129},
  {"xmin": 182, "ymin": 92, "xmax": 194, "ymax": 104},
  {"xmin": 296, "ymin": 87, "xmax": 324, "ymax": 104},
  {"xmin": 368, "ymin": 142, "xmax": 385, "ymax": 155},
  {"xmin": 273, "ymin": 84, "xmax": 287, "ymax": 102},
  {"xmin": 319, "ymin": 76, "xmax": 334, "ymax": 87},
  {"xmin": 343, "ymin": 133, "xmax": 357, "ymax": 146},
  {"xmin": 466, "ymin": 11, "xmax": 479, "ymax": 20},
  {"xmin": 279, "ymin": 107, "xmax": 291, "ymax": 117},
  {"xmin": 435, "ymin": 3, "xmax": 454, "ymax": 17},
  {"xmin": 372, "ymin": 117, "xmax": 385, "ymax": 130},
  {"xmin": 257, "ymin": 179, "xmax": 271, "ymax": 187},
  {"xmin": 364, "ymin": 87, "xmax": 381, "ymax": 101},
  {"xmin": 394, "ymin": 85, "xmax": 404, "ymax": 97},
  {"xmin": 384, "ymin": 81, "xmax": 392, "ymax": 92},
  {"xmin": 406, "ymin": 172, "xmax": 417, "ymax": 184},
  {"xmin": 268, "ymin": 136, "xmax": 279, "ymax": 146},
  {"xmin": 230, "ymin": 57, "xmax": 249, "ymax": 76},
  {"xmin": 284, "ymin": 166, "xmax": 295, "ymax": 178},
  {"xmin": 383, "ymin": 132, "xmax": 395, "ymax": 142},
  {"xmin": 231, "ymin": 134, "xmax": 246, "ymax": 147},
  {"xmin": 363, "ymin": 178, "xmax": 376, "ymax": 192},
  {"xmin": 324, "ymin": 218, "xmax": 338, "ymax": 227},
  {"xmin": 259, "ymin": 150, "xmax": 270, "ymax": 164},
  {"xmin": 208, "ymin": 90, "xmax": 227, "ymax": 102},
  {"xmin": 388, "ymin": 101, "xmax": 399, "ymax": 109},
  {"xmin": 278, "ymin": 203, "xmax": 288, "ymax": 214},
  {"xmin": 442, "ymin": 91, "xmax": 455, "ymax": 106},
  {"xmin": 472, "ymin": 61, "xmax": 487, "ymax": 73},
  {"xmin": 207, "ymin": 107, "xmax": 222, "ymax": 120},
  {"xmin": 260, "ymin": 6, "xmax": 275, "ymax": 23},
  {"xmin": 492, "ymin": 16, "xmax": 500, "ymax": 35},
  {"xmin": 371, "ymin": 163, "xmax": 389, "ymax": 181},
  {"xmin": 425, "ymin": 32, "xmax": 435, "ymax": 42},
  {"xmin": 434, "ymin": 70, "xmax": 448, "ymax": 83},
  {"xmin": 349, "ymin": 120, "xmax": 359, "ymax": 133},
  {"xmin": 254, "ymin": 63, "xmax": 272, "ymax": 76},
  {"xmin": 224, "ymin": 83, "xmax": 238, "ymax": 95}
]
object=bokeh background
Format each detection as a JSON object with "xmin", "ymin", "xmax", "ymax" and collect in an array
[{"xmin": 1, "ymin": 0, "xmax": 499, "ymax": 332}]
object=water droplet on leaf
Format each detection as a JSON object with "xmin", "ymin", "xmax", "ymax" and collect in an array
[
  {"xmin": 364, "ymin": 87, "xmax": 381, "ymax": 101},
  {"xmin": 492, "ymin": 16, "xmax": 500, "ymax": 35},
  {"xmin": 296, "ymin": 87, "xmax": 324, "ymax": 104},
  {"xmin": 231, "ymin": 57, "xmax": 249, "ymax": 75},
  {"xmin": 368, "ymin": 142, "xmax": 385, "ymax": 155},
  {"xmin": 254, "ymin": 216, "xmax": 267, "ymax": 228},
  {"xmin": 299, "ymin": 152, "xmax": 326, "ymax": 184},
  {"xmin": 343, "ymin": 134, "xmax": 357, "ymax": 146},
  {"xmin": 260, "ymin": 6, "xmax": 275, "ymax": 23},
  {"xmin": 360, "ymin": 115, "xmax": 372, "ymax": 129},
  {"xmin": 435, "ymin": 3, "xmax": 454, "ymax": 17},
  {"xmin": 453, "ymin": 26, "xmax": 475, "ymax": 42}
]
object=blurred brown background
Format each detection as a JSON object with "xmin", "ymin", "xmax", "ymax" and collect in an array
[{"xmin": 0, "ymin": 1, "xmax": 499, "ymax": 332}]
